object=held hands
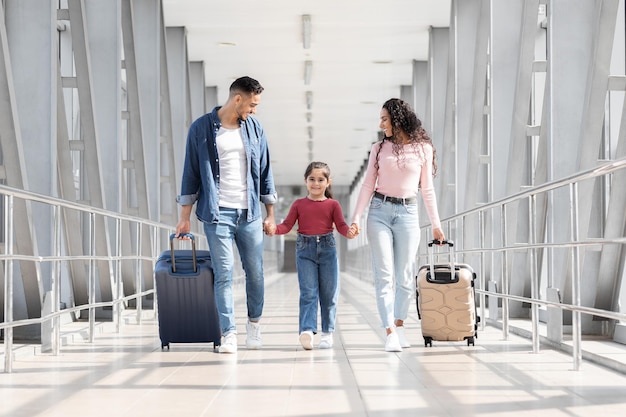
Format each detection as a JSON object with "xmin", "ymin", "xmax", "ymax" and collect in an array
[
  {"xmin": 264, "ymin": 220, "xmax": 360, "ymax": 238},
  {"xmin": 347, "ymin": 222, "xmax": 360, "ymax": 239},
  {"xmin": 263, "ymin": 218, "xmax": 276, "ymax": 236}
]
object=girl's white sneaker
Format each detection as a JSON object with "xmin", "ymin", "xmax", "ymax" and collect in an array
[
  {"xmin": 318, "ymin": 332, "xmax": 333, "ymax": 349},
  {"xmin": 299, "ymin": 331, "xmax": 314, "ymax": 350}
]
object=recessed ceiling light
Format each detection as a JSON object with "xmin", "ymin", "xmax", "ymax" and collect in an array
[
  {"xmin": 302, "ymin": 15, "xmax": 311, "ymax": 49},
  {"xmin": 372, "ymin": 60, "xmax": 392, "ymax": 64},
  {"xmin": 218, "ymin": 42, "xmax": 237, "ymax": 47},
  {"xmin": 304, "ymin": 60, "xmax": 312, "ymax": 85}
]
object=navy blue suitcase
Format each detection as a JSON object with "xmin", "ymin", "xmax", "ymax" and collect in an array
[{"xmin": 155, "ymin": 234, "xmax": 221, "ymax": 350}]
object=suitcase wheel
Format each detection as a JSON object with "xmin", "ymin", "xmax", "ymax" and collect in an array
[
  {"xmin": 161, "ymin": 341, "xmax": 170, "ymax": 350},
  {"xmin": 423, "ymin": 336, "xmax": 433, "ymax": 347},
  {"xmin": 466, "ymin": 337, "xmax": 475, "ymax": 346}
]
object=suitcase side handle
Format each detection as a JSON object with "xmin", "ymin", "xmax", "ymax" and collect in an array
[{"xmin": 169, "ymin": 233, "xmax": 197, "ymax": 273}]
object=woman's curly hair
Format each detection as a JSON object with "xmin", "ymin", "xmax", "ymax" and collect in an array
[{"xmin": 374, "ymin": 98, "xmax": 438, "ymax": 177}]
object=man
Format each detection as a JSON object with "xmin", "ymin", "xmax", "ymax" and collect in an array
[{"xmin": 175, "ymin": 76, "xmax": 277, "ymax": 354}]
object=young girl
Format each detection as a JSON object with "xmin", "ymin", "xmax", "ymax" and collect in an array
[{"xmin": 267, "ymin": 162, "xmax": 357, "ymax": 350}]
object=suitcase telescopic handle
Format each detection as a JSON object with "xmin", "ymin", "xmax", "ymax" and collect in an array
[
  {"xmin": 427, "ymin": 239, "xmax": 455, "ymax": 282},
  {"xmin": 169, "ymin": 233, "xmax": 196, "ymax": 273},
  {"xmin": 428, "ymin": 239, "xmax": 454, "ymax": 247}
]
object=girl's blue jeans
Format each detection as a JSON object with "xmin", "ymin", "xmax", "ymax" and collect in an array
[{"xmin": 295, "ymin": 232, "xmax": 340, "ymax": 334}]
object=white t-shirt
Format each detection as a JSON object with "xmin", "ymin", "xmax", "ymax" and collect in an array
[{"xmin": 216, "ymin": 127, "xmax": 248, "ymax": 209}]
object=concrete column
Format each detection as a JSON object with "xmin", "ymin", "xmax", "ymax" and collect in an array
[
  {"xmin": 426, "ymin": 27, "xmax": 449, "ymax": 155},
  {"xmin": 134, "ymin": 0, "xmax": 162, "ymax": 222},
  {"xmin": 3, "ymin": 0, "xmax": 48, "ymax": 329},
  {"xmin": 85, "ymin": 0, "xmax": 122, "ymax": 214},
  {"xmin": 189, "ymin": 61, "xmax": 206, "ymax": 120},
  {"xmin": 412, "ymin": 60, "xmax": 428, "ymax": 125},
  {"xmin": 165, "ymin": 26, "xmax": 190, "ymax": 189},
  {"xmin": 205, "ymin": 85, "xmax": 218, "ymax": 112}
]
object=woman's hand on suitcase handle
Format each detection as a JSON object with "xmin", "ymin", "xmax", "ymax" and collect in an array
[{"xmin": 432, "ymin": 228, "xmax": 445, "ymax": 245}]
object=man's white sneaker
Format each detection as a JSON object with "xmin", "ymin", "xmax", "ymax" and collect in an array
[
  {"xmin": 299, "ymin": 331, "xmax": 314, "ymax": 350},
  {"xmin": 395, "ymin": 326, "xmax": 411, "ymax": 348},
  {"xmin": 246, "ymin": 320, "xmax": 262, "ymax": 349},
  {"xmin": 318, "ymin": 332, "xmax": 333, "ymax": 349},
  {"xmin": 219, "ymin": 332, "xmax": 238, "ymax": 354},
  {"xmin": 385, "ymin": 332, "xmax": 402, "ymax": 352}
]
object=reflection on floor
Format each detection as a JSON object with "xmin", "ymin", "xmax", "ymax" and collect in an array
[{"xmin": 2, "ymin": 272, "xmax": 626, "ymax": 417}]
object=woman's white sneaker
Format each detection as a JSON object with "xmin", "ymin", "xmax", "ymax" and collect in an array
[
  {"xmin": 385, "ymin": 332, "xmax": 402, "ymax": 352},
  {"xmin": 395, "ymin": 326, "xmax": 411, "ymax": 348}
]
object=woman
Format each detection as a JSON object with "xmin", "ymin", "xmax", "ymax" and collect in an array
[{"xmin": 350, "ymin": 98, "xmax": 445, "ymax": 352}]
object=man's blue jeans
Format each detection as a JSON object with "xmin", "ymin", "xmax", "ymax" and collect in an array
[
  {"xmin": 366, "ymin": 196, "xmax": 420, "ymax": 329},
  {"xmin": 203, "ymin": 208, "xmax": 264, "ymax": 335},
  {"xmin": 295, "ymin": 232, "xmax": 339, "ymax": 334}
]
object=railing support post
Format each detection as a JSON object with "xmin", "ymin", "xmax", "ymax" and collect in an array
[
  {"xmin": 52, "ymin": 205, "xmax": 62, "ymax": 355},
  {"xmin": 501, "ymin": 203, "xmax": 509, "ymax": 340},
  {"xmin": 529, "ymin": 195, "xmax": 540, "ymax": 353},
  {"xmin": 570, "ymin": 183, "xmax": 582, "ymax": 370},
  {"xmin": 115, "ymin": 218, "xmax": 123, "ymax": 333},
  {"xmin": 135, "ymin": 223, "xmax": 143, "ymax": 323},
  {"xmin": 88, "ymin": 212, "xmax": 96, "ymax": 343},
  {"xmin": 478, "ymin": 210, "xmax": 486, "ymax": 331},
  {"xmin": 4, "ymin": 195, "xmax": 14, "ymax": 373}
]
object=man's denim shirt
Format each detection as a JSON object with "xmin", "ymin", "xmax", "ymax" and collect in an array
[{"xmin": 176, "ymin": 107, "xmax": 277, "ymax": 224}]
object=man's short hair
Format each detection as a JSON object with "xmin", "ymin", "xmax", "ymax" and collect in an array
[{"xmin": 230, "ymin": 76, "xmax": 264, "ymax": 96}]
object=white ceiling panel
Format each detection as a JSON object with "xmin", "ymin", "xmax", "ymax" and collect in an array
[{"xmin": 162, "ymin": 0, "xmax": 451, "ymax": 187}]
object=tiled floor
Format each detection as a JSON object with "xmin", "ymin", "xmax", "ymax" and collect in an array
[{"xmin": 2, "ymin": 272, "xmax": 626, "ymax": 417}]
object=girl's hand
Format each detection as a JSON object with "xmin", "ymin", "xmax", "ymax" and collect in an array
[{"xmin": 349, "ymin": 222, "xmax": 360, "ymax": 238}]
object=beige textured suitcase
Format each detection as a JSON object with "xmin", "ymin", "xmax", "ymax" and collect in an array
[{"xmin": 415, "ymin": 240, "xmax": 478, "ymax": 347}]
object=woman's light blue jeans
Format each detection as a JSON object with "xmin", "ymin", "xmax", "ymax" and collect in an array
[
  {"xmin": 203, "ymin": 208, "xmax": 264, "ymax": 335},
  {"xmin": 366, "ymin": 196, "xmax": 420, "ymax": 329},
  {"xmin": 295, "ymin": 232, "xmax": 340, "ymax": 334}
]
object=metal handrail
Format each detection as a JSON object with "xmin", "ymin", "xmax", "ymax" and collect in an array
[
  {"xmin": 0, "ymin": 184, "xmax": 182, "ymax": 373},
  {"xmin": 0, "ymin": 184, "xmax": 167, "ymax": 228},
  {"xmin": 420, "ymin": 156, "xmax": 626, "ymax": 371},
  {"xmin": 444, "ymin": 157, "xmax": 626, "ymax": 219}
]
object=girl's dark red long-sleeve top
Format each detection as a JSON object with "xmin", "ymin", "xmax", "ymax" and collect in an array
[{"xmin": 275, "ymin": 197, "xmax": 350, "ymax": 237}]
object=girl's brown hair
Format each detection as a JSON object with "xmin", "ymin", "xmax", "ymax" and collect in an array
[{"xmin": 304, "ymin": 161, "xmax": 333, "ymax": 199}]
